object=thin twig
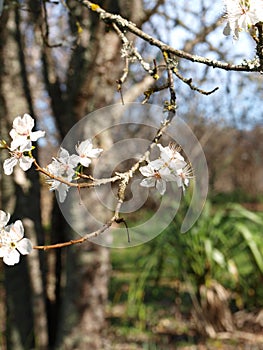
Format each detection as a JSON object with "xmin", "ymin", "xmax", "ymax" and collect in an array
[
  {"xmin": 34, "ymin": 159, "xmax": 121, "ymax": 188},
  {"xmin": 162, "ymin": 51, "xmax": 177, "ymax": 123},
  {"xmin": 173, "ymin": 69, "xmax": 219, "ymax": 95},
  {"xmin": 112, "ymin": 22, "xmax": 154, "ymax": 75},
  {"xmin": 142, "ymin": 82, "xmax": 169, "ymax": 104},
  {"xmin": 34, "ymin": 218, "xmax": 114, "ymax": 250}
]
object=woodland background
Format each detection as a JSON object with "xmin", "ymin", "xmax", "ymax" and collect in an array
[{"xmin": 0, "ymin": 0, "xmax": 263, "ymax": 349}]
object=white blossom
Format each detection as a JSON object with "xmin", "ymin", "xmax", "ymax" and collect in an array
[
  {"xmin": 46, "ymin": 159, "xmax": 70, "ymax": 202},
  {"xmin": 3, "ymin": 142, "xmax": 34, "ymax": 175},
  {"xmin": 139, "ymin": 143, "xmax": 193, "ymax": 195},
  {"xmin": 223, "ymin": 0, "xmax": 263, "ymax": 39},
  {"xmin": 10, "ymin": 113, "xmax": 45, "ymax": 150},
  {"xmin": 139, "ymin": 159, "xmax": 177, "ymax": 195},
  {"xmin": 0, "ymin": 213, "xmax": 32, "ymax": 266},
  {"xmin": 57, "ymin": 148, "xmax": 79, "ymax": 177},
  {"xmin": 47, "ymin": 179, "xmax": 70, "ymax": 203},
  {"xmin": 157, "ymin": 143, "xmax": 187, "ymax": 171},
  {"xmin": 75, "ymin": 139, "xmax": 103, "ymax": 167},
  {"xmin": 175, "ymin": 164, "xmax": 193, "ymax": 192},
  {"xmin": 46, "ymin": 148, "xmax": 79, "ymax": 202}
]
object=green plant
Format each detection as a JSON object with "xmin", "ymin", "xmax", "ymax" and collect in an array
[{"xmin": 127, "ymin": 200, "xmax": 263, "ymax": 329}]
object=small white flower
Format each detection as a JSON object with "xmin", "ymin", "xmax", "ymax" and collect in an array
[
  {"xmin": 139, "ymin": 159, "xmax": 177, "ymax": 195},
  {"xmin": 58, "ymin": 148, "xmax": 79, "ymax": 173},
  {"xmin": 51, "ymin": 148, "xmax": 79, "ymax": 180},
  {"xmin": 175, "ymin": 164, "xmax": 193, "ymax": 192},
  {"xmin": 46, "ymin": 148, "xmax": 79, "ymax": 202},
  {"xmin": 157, "ymin": 143, "xmax": 187, "ymax": 171},
  {"xmin": 75, "ymin": 139, "xmax": 103, "ymax": 167},
  {"xmin": 46, "ymin": 160, "xmax": 67, "ymax": 203},
  {"xmin": 10, "ymin": 113, "xmax": 45, "ymax": 150},
  {"xmin": 0, "ymin": 216, "xmax": 32, "ymax": 266},
  {"xmin": 46, "ymin": 161, "xmax": 70, "ymax": 203},
  {"xmin": 3, "ymin": 142, "xmax": 34, "ymax": 175},
  {"xmin": 140, "ymin": 143, "xmax": 193, "ymax": 195},
  {"xmin": 223, "ymin": 0, "xmax": 263, "ymax": 39},
  {"xmin": 47, "ymin": 179, "xmax": 69, "ymax": 203}
]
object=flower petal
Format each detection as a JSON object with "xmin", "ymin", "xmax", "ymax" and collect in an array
[
  {"xmin": 156, "ymin": 179, "xmax": 166, "ymax": 195},
  {"xmin": 0, "ymin": 210, "xmax": 10, "ymax": 228},
  {"xmin": 183, "ymin": 178, "xmax": 189, "ymax": 187},
  {"xmin": 3, "ymin": 157, "xmax": 18, "ymax": 175},
  {"xmin": 86, "ymin": 147, "xmax": 103, "ymax": 158},
  {"xmin": 68, "ymin": 154, "xmax": 80, "ymax": 168},
  {"xmin": 47, "ymin": 159, "xmax": 62, "ymax": 177},
  {"xmin": 162, "ymin": 173, "xmax": 178, "ymax": 182},
  {"xmin": 10, "ymin": 136, "xmax": 28, "ymax": 151},
  {"xmin": 76, "ymin": 139, "xmax": 103, "ymax": 160},
  {"xmin": 58, "ymin": 148, "xmax": 70, "ymax": 161},
  {"xmin": 159, "ymin": 166, "xmax": 171, "ymax": 176},
  {"xmin": 30, "ymin": 130, "xmax": 45, "ymax": 141},
  {"xmin": 3, "ymin": 249, "xmax": 20, "ymax": 266},
  {"xmin": 19, "ymin": 140, "xmax": 33, "ymax": 152},
  {"xmin": 57, "ymin": 183, "xmax": 70, "ymax": 203},
  {"xmin": 22, "ymin": 113, "xmax": 34, "ymax": 131},
  {"xmin": 140, "ymin": 177, "xmax": 155, "ymax": 188},
  {"xmin": 169, "ymin": 159, "xmax": 186, "ymax": 171},
  {"xmin": 79, "ymin": 157, "xmax": 92, "ymax": 168},
  {"xmin": 9, "ymin": 128, "xmax": 19, "ymax": 140},
  {"xmin": 149, "ymin": 159, "xmax": 164, "ymax": 170},
  {"xmin": 76, "ymin": 139, "xmax": 92, "ymax": 154},
  {"xmin": 8, "ymin": 220, "xmax": 24, "ymax": 241},
  {"xmin": 12, "ymin": 114, "xmax": 33, "ymax": 134},
  {"xmin": 17, "ymin": 238, "xmax": 33, "ymax": 255},
  {"xmin": 139, "ymin": 165, "xmax": 154, "ymax": 177},
  {"xmin": 19, "ymin": 156, "xmax": 34, "ymax": 172}
]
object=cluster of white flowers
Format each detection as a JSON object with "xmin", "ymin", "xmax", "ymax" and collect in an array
[
  {"xmin": 223, "ymin": 0, "xmax": 263, "ymax": 39},
  {"xmin": 0, "ymin": 114, "xmax": 106, "ymax": 264},
  {"xmin": 139, "ymin": 143, "xmax": 192, "ymax": 195},
  {"xmin": 3, "ymin": 114, "xmax": 45, "ymax": 175},
  {"xmin": 0, "ymin": 210, "xmax": 32, "ymax": 266},
  {"xmin": 46, "ymin": 140, "xmax": 103, "ymax": 203},
  {"xmin": 0, "ymin": 114, "xmax": 193, "ymax": 266}
]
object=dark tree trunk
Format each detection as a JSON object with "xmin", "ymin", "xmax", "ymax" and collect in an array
[{"xmin": 0, "ymin": 6, "xmax": 48, "ymax": 350}]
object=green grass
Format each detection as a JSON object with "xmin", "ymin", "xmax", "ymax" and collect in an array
[
  {"xmin": 108, "ymin": 200, "xmax": 263, "ymax": 348},
  {"xmin": 109, "ymin": 243, "xmax": 198, "ymax": 348}
]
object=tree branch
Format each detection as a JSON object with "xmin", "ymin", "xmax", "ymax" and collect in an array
[{"xmin": 77, "ymin": 0, "xmax": 262, "ymax": 72}]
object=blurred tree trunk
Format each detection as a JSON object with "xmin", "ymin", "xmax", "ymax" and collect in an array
[
  {"xmin": 0, "ymin": 11, "xmax": 10, "ymax": 350},
  {"xmin": 0, "ymin": 6, "xmax": 47, "ymax": 350}
]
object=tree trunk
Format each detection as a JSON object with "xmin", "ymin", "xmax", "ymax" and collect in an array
[
  {"xmin": 50, "ymin": 2, "xmax": 144, "ymax": 348},
  {"xmin": 0, "ymin": 6, "xmax": 48, "ymax": 350}
]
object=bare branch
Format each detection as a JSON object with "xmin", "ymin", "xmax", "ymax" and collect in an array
[
  {"xmin": 33, "ymin": 216, "xmax": 115, "ymax": 250},
  {"xmin": 34, "ymin": 159, "xmax": 122, "ymax": 188},
  {"xmin": 173, "ymin": 69, "xmax": 219, "ymax": 95},
  {"xmin": 77, "ymin": 0, "xmax": 262, "ymax": 72},
  {"xmin": 142, "ymin": 82, "xmax": 169, "ymax": 104}
]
